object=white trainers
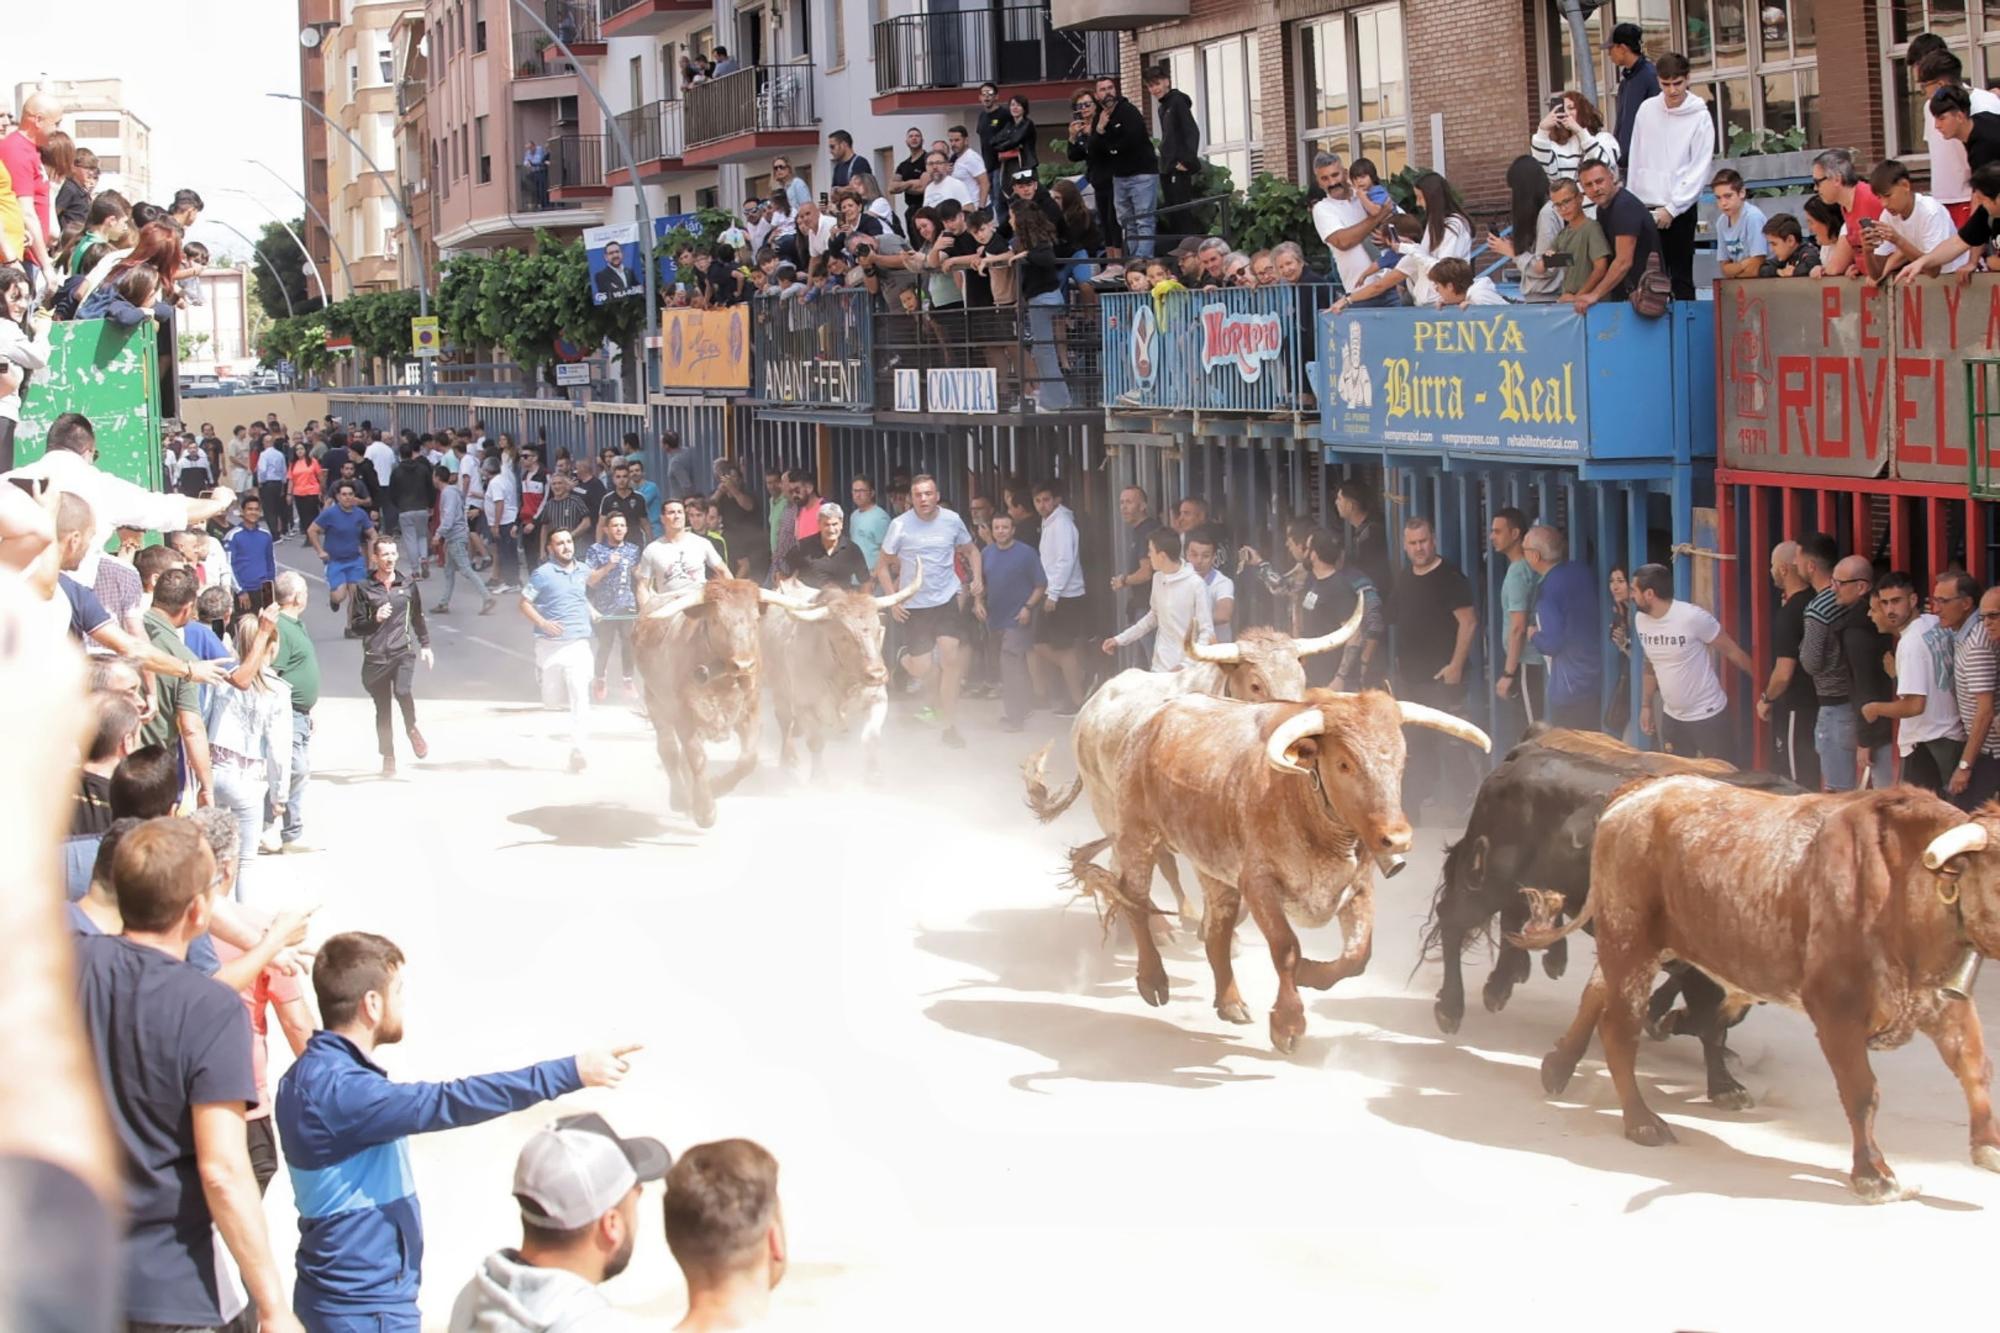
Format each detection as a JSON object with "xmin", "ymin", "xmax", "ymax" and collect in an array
[{"xmin": 259, "ymin": 824, "xmax": 284, "ymax": 855}]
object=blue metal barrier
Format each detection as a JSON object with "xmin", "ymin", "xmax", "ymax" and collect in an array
[{"xmin": 1101, "ymin": 284, "xmax": 1327, "ymax": 415}]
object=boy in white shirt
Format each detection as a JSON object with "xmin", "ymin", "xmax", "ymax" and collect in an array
[
  {"xmin": 1102, "ymin": 527, "xmax": 1214, "ymax": 671},
  {"xmin": 1867, "ymin": 157, "xmax": 1967, "ymax": 281}
]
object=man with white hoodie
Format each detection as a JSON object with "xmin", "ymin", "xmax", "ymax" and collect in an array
[
  {"xmin": 448, "ymin": 1113, "xmax": 670, "ymax": 1332},
  {"xmin": 1102, "ymin": 526, "xmax": 1215, "ymax": 671},
  {"xmin": 1625, "ymin": 50, "xmax": 1713, "ymax": 300}
]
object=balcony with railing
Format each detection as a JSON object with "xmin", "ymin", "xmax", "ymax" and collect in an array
[
  {"xmin": 607, "ymin": 99, "xmax": 686, "ymax": 184},
  {"xmin": 599, "ymin": 0, "xmax": 708, "ymax": 40},
  {"xmin": 546, "ymin": 134, "xmax": 612, "ymax": 200},
  {"xmin": 397, "ymin": 78, "xmax": 428, "ymax": 117},
  {"xmin": 871, "ymin": 5, "xmax": 1119, "ymax": 111},
  {"xmin": 512, "ymin": 29, "xmax": 583, "ymax": 80},
  {"xmin": 682, "ymin": 64, "xmax": 817, "ymax": 166}
]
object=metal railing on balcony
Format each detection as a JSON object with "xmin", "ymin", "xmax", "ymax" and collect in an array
[
  {"xmin": 1101, "ymin": 285, "xmax": 1325, "ymax": 415},
  {"xmin": 548, "ymin": 134, "xmax": 611, "ymax": 190},
  {"xmin": 684, "ymin": 64, "xmax": 815, "ymax": 148},
  {"xmin": 872, "ymin": 6, "xmax": 1118, "ymax": 96},
  {"xmin": 615, "ymin": 99, "xmax": 685, "ymax": 165},
  {"xmin": 397, "ymin": 78, "xmax": 428, "ymax": 116},
  {"xmin": 515, "ymin": 163, "xmax": 578, "ymax": 213},
  {"xmin": 513, "ymin": 29, "xmax": 578, "ymax": 78},
  {"xmin": 542, "ymin": 0, "xmax": 602, "ymax": 43}
]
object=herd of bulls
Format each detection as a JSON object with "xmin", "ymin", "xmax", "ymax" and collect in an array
[{"xmin": 1023, "ymin": 614, "xmax": 2000, "ymax": 1203}]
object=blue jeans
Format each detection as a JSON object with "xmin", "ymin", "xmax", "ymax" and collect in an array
[
  {"xmin": 212, "ymin": 762, "xmax": 263, "ymax": 901},
  {"xmin": 437, "ymin": 532, "xmax": 485, "ymax": 607},
  {"xmin": 1025, "ymin": 293, "xmax": 1072, "ymax": 409},
  {"xmin": 271, "ymin": 710, "xmax": 312, "ymax": 843},
  {"xmin": 1114, "ymin": 173, "xmax": 1158, "ymax": 257},
  {"xmin": 1815, "ymin": 701, "xmax": 1894, "ymax": 791},
  {"xmin": 299, "ymin": 1305, "xmax": 420, "ymax": 1332}
]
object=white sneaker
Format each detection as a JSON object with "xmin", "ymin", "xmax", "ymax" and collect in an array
[{"xmin": 259, "ymin": 824, "xmax": 284, "ymax": 855}]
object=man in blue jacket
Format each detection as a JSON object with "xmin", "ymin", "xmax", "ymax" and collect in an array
[
  {"xmin": 276, "ymin": 931, "xmax": 640, "ymax": 1331},
  {"xmin": 1608, "ymin": 23, "xmax": 1661, "ymax": 166},
  {"xmin": 1526, "ymin": 524, "xmax": 1604, "ymax": 732}
]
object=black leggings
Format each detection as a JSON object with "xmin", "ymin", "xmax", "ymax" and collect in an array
[
  {"xmin": 260, "ymin": 480, "xmax": 289, "ymax": 538},
  {"xmin": 294, "ymin": 494, "xmax": 323, "ymax": 530},
  {"xmin": 363, "ymin": 655, "xmax": 418, "ymax": 758}
]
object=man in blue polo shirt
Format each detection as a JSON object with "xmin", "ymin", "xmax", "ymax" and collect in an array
[
  {"xmin": 277, "ymin": 932, "xmax": 638, "ymax": 1331},
  {"xmin": 519, "ymin": 527, "xmax": 598, "ymax": 773},
  {"xmin": 307, "ymin": 482, "xmax": 376, "ymax": 614}
]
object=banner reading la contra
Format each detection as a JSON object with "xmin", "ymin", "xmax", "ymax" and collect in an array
[{"xmin": 1319, "ymin": 305, "xmax": 1590, "ymax": 456}]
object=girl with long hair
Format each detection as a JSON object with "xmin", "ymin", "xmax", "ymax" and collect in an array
[
  {"xmin": 1530, "ymin": 91, "xmax": 1621, "ymax": 182},
  {"xmin": 0, "ymin": 264, "xmax": 50, "ymax": 468},
  {"xmin": 1483, "ymin": 155, "xmax": 1562, "ymax": 302}
]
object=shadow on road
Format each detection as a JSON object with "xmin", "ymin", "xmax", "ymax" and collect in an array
[
  {"xmin": 502, "ymin": 802, "xmax": 694, "ymax": 851},
  {"xmin": 926, "ymin": 997, "xmax": 1281, "ymax": 1094},
  {"xmin": 913, "ymin": 906, "xmax": 1139, "ymax": 1000}
]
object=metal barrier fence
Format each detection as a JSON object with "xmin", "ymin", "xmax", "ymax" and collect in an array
[
  {"xmin": 874, "ymin": 299, "xmax": 1101, "ymax": 414},
  {"xmin": 750, "ymin": 291, "xmax": 874, "ymax": 411},
  {"xmin": 870, "ymin": 6, "xmax": 1117, "ymax": 95},
  {"xmin": 1101, "ymin": 284, "xmax": 1325, "ymax": 415}
]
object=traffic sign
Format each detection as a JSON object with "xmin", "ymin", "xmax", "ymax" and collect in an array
[
  {"xmin": 555, "ymin": 362, "xmax": 590, "ymax": 386},
  {"xmin": 411, "ymin": 315, "xmax": 441, "ymax": 358}
]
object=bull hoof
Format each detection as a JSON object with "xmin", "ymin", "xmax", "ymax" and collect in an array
[
  {"xmin": 1851, "ymin": 1172, "xmax": 1911, "ymax": 1204},
  {"xmin": 1217, "ymin": 999, "xmax": 1253, "ymax": 1025},
  {"xmin": 693, "ymin": 803, "xmax": 717, "ymax": 830},
  {"xmin": 1624, "ymin": 1118, "xmax": 1678, "ymax": 1148},
  {"xmin": 1973, "ymin": 1144, "xmax": 2000, "ymax": 1175},
  {"xmin": 1434, "ymin": 997, "xmax": 1463, "ymax": 1035},
  {"xmin": 1540, "ymin": 1050, "xmax": 1576, "ymax": 1096},
  {"xmin": 1136, "ymin": 971, "xmax": 1170, "ymax": 1007},
  {"xmin": 1543, "ymin": 950, "xmax": 1567, "ymax": 981},
  {"xmin": 1710, "ymin": 1085, "xmax": 1755, "ymax": 1112},
  {"xmin": 1269, "ymin": 1007, "xmax": 1306, "ymax": 1054},
  {"xmin": 1482, "ymin": 974, "xmax": 1515, "ymax": 1014}
]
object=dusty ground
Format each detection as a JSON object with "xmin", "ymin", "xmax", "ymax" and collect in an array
[{"xmin": 253, "ymin": 559, "xmax": 2000, "ymax": 1331}]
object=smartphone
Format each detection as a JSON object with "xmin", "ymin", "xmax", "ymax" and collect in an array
[{"xmin": 1543, "ymin": 251, "xmax": 1575, "ymax": 268}]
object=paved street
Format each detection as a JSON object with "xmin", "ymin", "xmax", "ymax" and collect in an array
[{"xmin": 258, "ymin": 545, "xmax": 2000, "ymax": 1331}]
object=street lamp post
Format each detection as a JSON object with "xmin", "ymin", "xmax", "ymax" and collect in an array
[
  {"xmin": 211, "ymin": 217, "xmax": 297, "ymax": 319},
  {"xmin": 267, "ymin": 91, "xmax": 433, "ymax": 394},
  {"xmin": 221, "ymin": 183, "xmax": 331, "ymax": 307},
  {"xmin": 502, "ymin": 0, "xmax": 657, "ymax": 406}
]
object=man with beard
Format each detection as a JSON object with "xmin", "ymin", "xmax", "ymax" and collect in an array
[{"xmin": 447, "ymin": 1114, "xmax": 670, "ymax": 1332}]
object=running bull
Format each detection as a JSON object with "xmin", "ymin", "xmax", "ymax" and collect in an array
[
  {"xmin": 1022, "ymin": 603, "xmax": 1366, "ymax": 928},
  {"xmin": 633, "ymin": 576, "xmax": 821, "ymax": 828},
  {"xmin": 1081, "ymin": 689, "xmax": 1488, "ymax": 1053},
  {"xmin": 762, "ymin": 559, "xmax": 923, "ymax": 777},
  {"xmin": 1516, "ymin": 779, "xmax": 2000, "ymax": 1202}
]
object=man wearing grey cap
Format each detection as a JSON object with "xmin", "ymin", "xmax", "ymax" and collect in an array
[{"xmin": 449, "ymin": 1113, "xmax": 671, "ymax": 1331}]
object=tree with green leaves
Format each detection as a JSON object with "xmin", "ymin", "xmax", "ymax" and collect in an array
[{"xmin": 251, "ymin": 219, "xmax": 321, "ymax": 319}]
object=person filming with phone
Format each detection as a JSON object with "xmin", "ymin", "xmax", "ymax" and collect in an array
[{"xmin": 1485, "ymin": 175, "xmax": 1608, "ymax": 301}]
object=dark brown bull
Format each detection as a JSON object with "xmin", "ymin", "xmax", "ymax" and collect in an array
[
  {"xmin": 1517, "ymin": 778, "xmax": 2000, "ymax": 1202},
  {"xmin": 1087, "ymin": 690, "xmax": 1488, "ymax": 1052},
  {"xmin": 633, "ymin": 577, "xmax": 809, "ymax": 828},
  {"xmin": 761, "ymin": 567, "xmax": 922, "ymax": 776}
]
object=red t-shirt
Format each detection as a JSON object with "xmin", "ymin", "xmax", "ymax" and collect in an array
[
  {"xmin": 794, "ymin": 497, "xmax": 824, "ymax": 540},
  {"xmin": 1841, "ymin": 182, "xmax": 1886, "ymax": 264},
  {"xmin": 0, "ymin": 131, "xmax": 50, "ymax": 241}
]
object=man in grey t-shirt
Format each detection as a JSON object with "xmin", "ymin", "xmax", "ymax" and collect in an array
[{"xmin": 875, "ymin": 474, "xmax": 983, "ymax": 749}]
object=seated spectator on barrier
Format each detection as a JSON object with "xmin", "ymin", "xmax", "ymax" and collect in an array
[
  {"xmin": 1804, "ymin": 195, "xmax": 1846, "ymax": 274},
  {"xmin": 1757, "ymin": 213, "xmax": 1821, "ymax": 277},
  {"xmin": 1572, "ymin": 158, "xmax": 1660, "ymax": 312},
  {"xmin": 1868, "ymin": 157, "xmax": 1967, "ymax": 281},
  {"xmin": 1711, "ymin": 168, "xmax": 1770, "ymax": 279},
  {"xmin": 662, "ymin": 1140, "xmax": 787, "ymax": 1333}
]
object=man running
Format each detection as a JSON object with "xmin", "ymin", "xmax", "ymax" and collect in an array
[
  {"xmin": 348, "ymin": 534, "xmax": 434, "ymax": 777},
  {"xmin": 875, "ymin": 474, "xmax": 983, "ymax": 749},
  {"xmin": 520, "ymin": 528, "xmax": 597, "ymax": 773},
  {"xmin": 307, "ymin": 482, "xmax": 376, "ymax": 615},
  {"xmin": 585, "ymin": 511, "xmax": 640, "ymax": 702},
  {"xmin": 635, "ymin": 497, "xmax": 727, "ymax": 605}
]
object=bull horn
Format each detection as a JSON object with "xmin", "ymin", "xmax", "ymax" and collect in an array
[
  {"xmin": 644, "ymin": 589, "xmax": 707, "ymax": 621},
  {"xmin": 1924, "ymin": 821, "xmax": 1990, "ymax": 871},
  {"xmin": 758, "ymin": 586, "xmax": 832, "ymax": 621},
  {"xmin": 1398, "ymin": 702, "xmax": 1492, "ymax": 753},
  {"xmin": 1293, "ymin": 598, "xmax": 1366, "ymax": 657},
  {"xmin": 1265, "ymin": 707, "xmax": 1327, "ymax": 776},
  {"xmin": 872, "ymin": 557, "xmax": 924, "ymax": 611},
  {"xmin": 1186, "ymin": 630, "xmax": 1244, "ymax": 664}
]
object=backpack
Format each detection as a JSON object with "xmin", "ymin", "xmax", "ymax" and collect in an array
[{"xmin": 1629, "ymin": 251, "xmax": 1672, "ymax": 318}]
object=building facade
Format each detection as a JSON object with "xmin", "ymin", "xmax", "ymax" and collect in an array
[
  {"xmin": 11, "ymin": 79, "xmax": 152, "ymax": 203},
  {"xmin": 174, "ymin": 265, "xmax": 253, "ymax": 378}
]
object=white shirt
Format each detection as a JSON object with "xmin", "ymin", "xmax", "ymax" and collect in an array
[
  {"xmin": 484, "ymin": 469, "xmax": 517, "ymax": 526},
  {"xmin": 1312, "ymin": 194, "xmax": 1380, "ymax": 294},
  {"xmin": 637, "ymin": 531, "xmax": 726, "ymax": 601},
  {"xmin": 794, "ymin": 215, "xmax": 837, "ymax": 259},
  {"xmin": 1896, "ymin": 612, "xmax": 1967, "ymax": 752},
  {"xmin": 923, "ymin": 175, "xmax": 975, "ymax": 210},
  {"xmin": 2, "ymin": 448, "xmax": 192, "ymax": 586},
  {"xmin": 1114, "ymin": 562, "xmax": 1215, "ymax": 671},
  {"xmin": 1927, "ymin": 85, "xmax": 2000, "ymax": 204},
  {"xmin": 364, "ymin": 439, "xmax": 397, "ymax": 487},
  {"xmin": 1201, "ymin": 567, "xmax": 1236, "ymax": 643},
  {"xmin": 952, "ymin": 147, "xmax": 989, "ymax": 200},
  {"xmin": 1875, "ymin": 193, "xmax": 1969, "ymax": 272},
  {"xmin": 1038, "ymin": 503, "xmax": 1086, "ymax": 600},
  {"xmin": 1635, "ymin": 598, "xmax": 1727, "ymax": 722}
]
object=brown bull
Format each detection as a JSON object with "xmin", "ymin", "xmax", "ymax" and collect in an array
[
  {"xmin": 633, "ymin": 577, "xmax": 815, "ymax": 828},
  {"xmin": 1517, "ymin": 777, "xmax": 2000, "ymax": 1202},
  {"xmin": 1091, "ymin": 690, "xmax": 1488, "ymax": 1052},
  {"xmin": 761, "ymin": 565, "xmax": 922, "ymax": 776}
]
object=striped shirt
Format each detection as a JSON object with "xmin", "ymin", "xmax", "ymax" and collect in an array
[{"xmin": 1954, "ymin": 616, "xmax": 2000, "ymax": 758}]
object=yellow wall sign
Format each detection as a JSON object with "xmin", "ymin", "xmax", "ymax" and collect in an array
[
  {"xmin": 660, "ymin": 306, "xmax": 749, "ymax": 391},
  {"xmin": 411, "ymin": 315, "xmax": 441, "ymax": 358}
]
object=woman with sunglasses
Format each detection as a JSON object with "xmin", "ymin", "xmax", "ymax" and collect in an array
[
  {"xmin": 1062, "ymin": 89, "xmax": 1123, "ymax": 256},
  {"xmin": 771, "ymin": 157, "xmax": 812, "ymax": 211}
]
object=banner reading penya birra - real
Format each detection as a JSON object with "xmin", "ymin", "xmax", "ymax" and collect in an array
[{"xmin": 1319, "ymin": 305, "xmax": 1591, "ymax": 455}]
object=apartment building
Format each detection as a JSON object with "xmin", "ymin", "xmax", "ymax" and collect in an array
[
  {"xmin": 391, "ymin": 10, "xmax": 442, "ymax": 293},
  {"xmin": 317, "ymin": 1, "xmax": 425, "ymax": 299},
  {"xmin": 174, "ymin": 266, "xmax": 253, "ymax": 377},
  {"xmin": 11, "ymin": 78, "xmax": 153, "ymax": 203}
]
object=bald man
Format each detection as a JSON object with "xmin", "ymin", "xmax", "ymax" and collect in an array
[
  {"xmin": 1806, "ymin": 554, "xmax": 1897, "ymax": 790},
  {"xmin": 0, "ymin": 92, "xmax": 59, "ymax": 272},
  {"xmin": 1753, "ymin": 539, "xmax": 1819, "ymax": 788}
]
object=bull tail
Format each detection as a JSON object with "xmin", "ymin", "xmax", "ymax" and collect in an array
[
  {"xmin": 1022, "ymin": 742, "xmax": 1083, "ymax": 824},
  {"xmin": 1415, "ymin": 833, "xmax": 1493, "ymax": 972},
  {"xmin": 1507, "ymin": 886, "xmax": 1597, "ymax": 951},
  {"xmin": 1061, "ymin": 836, "xmax": 1170, "ymax": 939}
]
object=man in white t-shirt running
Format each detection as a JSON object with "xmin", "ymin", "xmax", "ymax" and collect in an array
[
  {"xmin": 1310, "ymin": 151, "xmax": 1395, "ymax": 306},
  {"xmin": 1632, "ymin": 562, "xmax": 1755, "ymax": 763},
  {"xmin": 636, "ymin": 497, "xmax": 728, "ymax": 605},
  {"xmin": 1865, "ymin": 569, "xmax": 1966, "ymax": 792},
  {"xmin": 876, "ymin": 474, "xmax": 983, "ymax": 750}
]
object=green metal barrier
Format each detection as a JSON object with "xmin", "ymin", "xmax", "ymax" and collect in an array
[{"xmin": 15, "ymin": 319, "xmax": 164, "ymax": 494}]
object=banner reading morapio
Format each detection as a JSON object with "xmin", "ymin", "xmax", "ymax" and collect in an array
[{"xmin": 1319, "ymin": 305, "xmax": 1591, "ymax": 456}]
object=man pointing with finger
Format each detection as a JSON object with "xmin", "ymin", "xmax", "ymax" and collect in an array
[{"xmin": 278, "ymin": 931, "xmax": 642, "ymax": 1332}]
